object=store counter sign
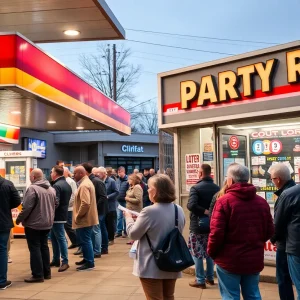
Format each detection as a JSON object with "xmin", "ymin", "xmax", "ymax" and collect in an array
[
  {"xmin": 180, "ymin": 49, "xmax": 300, "ymax": 109},
  {"xmin": 185, "ymin": 153, "xmax": 201, "ymax": 191},
  {"xmin": 0, "ymin": 124, "xmax": 20, "ymax": 144}
]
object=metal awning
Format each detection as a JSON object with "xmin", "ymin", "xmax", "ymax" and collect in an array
[
  {"xmin": 0, "ymin": 0, "xmax": 125, "ymax": 43},
  {"xmin": 0, "ymin": 33, "xmax": 131, "ymax": 135}
]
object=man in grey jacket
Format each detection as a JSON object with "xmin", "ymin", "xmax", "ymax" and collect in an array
[{"xmin": 16, "ymin": 169, "xmax": 56, "ymax": 283}]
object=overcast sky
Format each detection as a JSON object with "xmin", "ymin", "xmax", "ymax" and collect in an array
[{"xmin": 39, "ymin": 0, "xmax": 300, "ymax": 110}]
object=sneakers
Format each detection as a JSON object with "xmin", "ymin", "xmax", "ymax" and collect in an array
[
  {"xmin": 76, "ymin": 264, "xmax": 95, "ymax": 272},
  {"xmin": 58, "ymin": 264, "xmax": 70, "ymax": 272},
  {"xmin": 7, "ymin": 256, "xmax": 12, "ymax": 263},
  {"xmin": 0, "ymin": 281, "xmax": 12, "ymax": 290},
  {"xmin": 75, "ymin": 259, "xmax": 87, "ymax": 266},
  {"xmin": 108, "ymin": 240, "xmax": 114, "ymax": 245},
  {"xmin": 189, "ymin": 280, "xmax": 206, "ymax": 289},
  {"xmin": 101, "ymin": 249, "xmax": 108, "ymax": 255},
  {"xmin": 24, "ymin": 277, "xmax": 44, "ymax": 283},
  {"xmin": 94, "ymin": 253, "xmax": 101, "ymax": 258},
  {"xmin": 122, "ymin": 233, "xmax": 128, "ymax": 238},
  {"xmin": 115, "ymin": 233, "xmax": 122, "ymax": 238},
  {"xmin": 50, "ymin": 261, "xmax": 60, "ymax": 267}
]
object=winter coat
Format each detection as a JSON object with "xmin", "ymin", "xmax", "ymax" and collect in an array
[
  {"xmin": 0, "ymin": 177, "xmax": 21, "ymax": 231},
  {"xmin": 89, "ymin": 174, "xmax": 108, "ymax": 216},
  {"xmin": 72, "ymin": 176, "xmax": 99, "ymax": 229},
  {"xmin": 66, "ymin": 176, "xmax": 77, "ymax": 211},
  {"xmin": 52, "ymin": 176, "xmax": 72, "ymax": 223},
  {"xmin": 140, "ymin": 182, "xmax": 151, "ymax": 207},
  {"xmin": 270, "ymin": 179, "xmax": 295, "ymax": 250},
  {"xmin": 16, "ymin": 180, "xmax": 56, "ymax": 230},
  {"xmin": 273, "ymin": 184, "xmax": 300, "ymax": 256},
  {"xmin": 126, "ymin": 184, "xmax": 143, "ymax": 213},
  {"xmin": 104, "ymin": 176, "xmax": 119, "ymax": 212},
  {"xmin": 187, "ymin": 177, "xmax": 220, "ymax": 234},
  {"xmin": 116, "ymin": 175, "xmax": 129, "ymax": 203},
  {"xmin": 208, "ymin": 183, "xmax": 274, "ymax": 275}
]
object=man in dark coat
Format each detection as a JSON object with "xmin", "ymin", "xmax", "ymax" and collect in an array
[
  {"xmin": 208, "ymin": 164, "xmax": 274, "ymax": 299},
  {"xmin": 187, "ymin": 164, "xmax": 219, "ymax": 289},
  {"xmin": 115, "ymin": 166, "xmax": 129, "ymax": 237},
  {"xmin": 0, "ymin": 176, "xmax": 21, "ymax": 289},
  {"xmin": 82, "ymin": 163, "xmax": 107, "ymax": 256},
  {"xmin": 50, "ymin": 165, "xmax": 72, "ymax": 272},
  {"xmin": 269, "ymin": 163, "xmax": 295, "ymax": 300}
]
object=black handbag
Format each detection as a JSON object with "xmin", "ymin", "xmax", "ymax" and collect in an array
[
  {"xmin": 145, "ymin": 204, "xmax": 194, "ymax": 272},
  {"xmin": 198, "ymin": 215, "xmax": 210, "ymax": 234}
]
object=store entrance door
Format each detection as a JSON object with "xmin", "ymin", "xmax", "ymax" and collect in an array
[{"xmin": 218, "ymin": 129, "xmax": 249, "ymax": 184}]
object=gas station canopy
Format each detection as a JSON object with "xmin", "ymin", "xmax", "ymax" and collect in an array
[
  {"xmin": 0, "ymin": 33, "xmax": 131, "ymax": 135},
  {"xmin": 0, "ymin": 0, "xmax": 125, "ymax": 43}
]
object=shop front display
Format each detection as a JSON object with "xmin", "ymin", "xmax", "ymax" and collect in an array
[{"xmin": 158, "ymin": 41, "xmax": 300, "ymax": 262}]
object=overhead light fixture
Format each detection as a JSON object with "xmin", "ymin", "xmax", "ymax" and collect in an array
[
  {"xmin": 47, "ymin": 120, "xmax": 56, "ymax": 124},
  {"xmin": 11, "ymin": 111, "xmax": 21, "ymax": 115},
  {"xmin": 76, "ymin": 126, "xmax": 84, "ymax": 130},
  {"xmin": 64, "ymin": 30, "xmax": 80, "ymax": 36}
]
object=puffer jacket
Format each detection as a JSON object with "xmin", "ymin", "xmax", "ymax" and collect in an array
[
  {"xmin": 16, "ymin": 179, "xmax": 56, "ymax": 230},
  {"xmin": 125, "ymin": 184, "xmax": 143, "ymax": 213},
  {"xmin": 116, "ymin": 175, "xmax": 129, "ymax": 203},
  {"xmin": 0, "ymin": 177, "xmax": 21, "ymax": 231},
  {"xmin": 208, "ymin": 183, "xmax": 274, "ymax": 275}
]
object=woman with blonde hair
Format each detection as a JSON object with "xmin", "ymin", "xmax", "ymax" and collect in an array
[
  {"xmin": 125, "ymin": 174, "xmax": 143, "ymax": 213},
  {"xmin": 209, "ymin": 181, "xmax": 228, "ymax": 216},
  {"xmin": 125, "ymin": 174, "xmax": 185, "ymax": 300}
]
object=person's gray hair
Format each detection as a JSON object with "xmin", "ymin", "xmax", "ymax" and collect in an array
[
  {"xmin": 269, "ymin": 163, "xmax": 291, "ymax": 181},
  {"xmin": 98, "ymin": 166, "xmax": 107, "ymax": 174},
  {"xmin": 227, "ymin": 164, "xmax": 249, "ymax": 183}
]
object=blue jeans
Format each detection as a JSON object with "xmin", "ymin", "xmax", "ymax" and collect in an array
[
  {"xmin": 92, "ymin": 223, "xmax": 101, "ymax": 255},
  {"xmin": 287, "ymin": 254, "xmax": 300, "ymax": 300},
  {"xmin": 276, "ymin": 248, "xmax": 295, "ymax": 300},
  {"xmin": 51, "ymin": 223, "xmax": 68, "ymax": 265},
  {"xmin": 76, "ymin": 226, "xmax": 94, "ymax": 266},
  {"xmin": 0, "ymin": 230, "xmax": 10, "ymax": 284},
  {"xmin": 117, "ymin": 201, "xmax": 126, "ymax": 235},
  {"xmin": 216, "ymin": 265, "xmax": 261, "ymax": 300},
  {"xmin": 99, "ymin": 215, "xmax": 108, "ymax": 252},
  {"xmin": 193, "ymin": 256, "xmax": 214, "ymax": 284}
]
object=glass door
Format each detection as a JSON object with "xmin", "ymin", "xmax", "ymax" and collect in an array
[{"xmin": 218, "ymin": 129, "xmax": 249, "ymax": 184}]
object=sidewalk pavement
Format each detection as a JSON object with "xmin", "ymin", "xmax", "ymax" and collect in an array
[{"xmin": 3, "ymin": 238, "xmax": 281, "ymax": 300}]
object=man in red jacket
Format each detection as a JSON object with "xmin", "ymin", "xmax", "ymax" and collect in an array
[{"xmin": 208, "ymin": 164, "xmax": 274, "ymax": 300}]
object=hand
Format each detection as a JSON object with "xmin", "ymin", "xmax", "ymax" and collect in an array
[
  {"xmin": 125, "ymin": 197, "xmax": 129, "ymax": 201},
  {"xmin": 204, "ymin": 209, "xmax": 209, "ymax": 216}
]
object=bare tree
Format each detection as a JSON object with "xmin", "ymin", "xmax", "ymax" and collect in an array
[{"xmin": 80, "ymin": 44, "xmax": 141, "ymax": 106}]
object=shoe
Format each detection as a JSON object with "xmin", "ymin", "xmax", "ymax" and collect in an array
[
  {"xmin": 101, "ymin": 249, "xmax": 108, "ymax": 255},
  {"xmin": 8, "ymin": 257, "xmax": 12, "ymax": 263},
  {"xmin": 94, "ymin": 253, "xmax": 101, "ymax": 258},
  {"xmin": 75, "ymin": 259, "xmax": 87, "ymax": 266},
  {"xmin": 109, "ymin": 240, "xmax": 114, "ymax": 245},
  {"xmin": 76, "ymin": 264, "xmax": 95, "ymax": 271},
  {"xmin": 68, "ymin": 244, "xmax": 78, "ymax": 249},
  {"xmin": 115, "ymin": 233, "xmax": 122, "ymax": 238},
  {"xmin": 79, "ymin": 255, "xmax": 84, "ymax": 258},
  {"xmin": 122, "ymin": 233, "xmax": 128, "ymax": 238},
  {"xmin": 0, "ymin": 281, "xmax": 12, "ymax": 290},
  {"xmin": 44, "ymin": 275, "xmax": 51, "ymax": 280},
  {"xmin": 24, "ymin": 277, "xmax": 44, "ymax": 283},
  {"xmin": 50, "ymin": 261, "xmax": 60, "ymax": 267},
  {"xmin": 58, "ymin": 264, "xmax": 69, "ymax": 272},
  {"xmin": 205, "ymin": 279, "xmax": 215, "ymax": 286},
  {"xmin": 74, "ymin": 249, "xmax": 83, "ymax": 255},
  {"xmin": 189, "ymin": 280, "xmax": 206, "ymax": 289}
]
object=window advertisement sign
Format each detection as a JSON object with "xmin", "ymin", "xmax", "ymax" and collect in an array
[
  {"xmin": 28, "ymin": 139, "xmax": 47, "ymax": 158},
  {"xmin": 185, "ymin": 153, "xmax": 201, "ymax": 191},
  {"xmin": 250, "ymin": 128, "xmax": 300, "ymax": 204}
]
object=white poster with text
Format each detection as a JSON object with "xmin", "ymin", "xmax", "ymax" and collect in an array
[{"xmin": 185, "ymin": 153, "xmax": 201, "ymax": 192}]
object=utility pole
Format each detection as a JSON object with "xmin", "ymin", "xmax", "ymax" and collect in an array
[{"xmin": 113, "ymin": 44, "xmax": 117, "ymax": 102}]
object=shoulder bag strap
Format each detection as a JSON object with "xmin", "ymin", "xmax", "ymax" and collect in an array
[
  {"xmin": 174, "ymin": 203, "xmax": 178, "ymax": 228},
  {"xmin": 145, "ymin": 233, "xmax": 154, "ymax": 253}
]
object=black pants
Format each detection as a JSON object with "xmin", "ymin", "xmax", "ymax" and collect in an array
[
  {"xmin": 25, "ymin": 227, "xmax": 51, "ymax": 279},
  {"xmin": 105, "ymin": 211, "xmax": 117, "ymax": 241},
  {"xmin": 64, "ymin": 211, "xmax": 77, "ymax": 245}
]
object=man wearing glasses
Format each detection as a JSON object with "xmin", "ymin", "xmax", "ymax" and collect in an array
[{"xmin": 269, "ymin": 163, "xmax": 295, "ymax": 300}]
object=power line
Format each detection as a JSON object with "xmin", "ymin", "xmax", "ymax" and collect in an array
[
  {"xmin": 125, "ymin": 28, "xmax": 278, "ymax": 45},
  {"xmin": 127, "ymin": 40, "xmax": 235, "ymax": 55},
  {"xmin": 132, "ymin": 55, "xmax": 185, "ymax": 65},
  {"xmin": 127, "ymin": 97, "xmax": 157, "ymax": 111}
]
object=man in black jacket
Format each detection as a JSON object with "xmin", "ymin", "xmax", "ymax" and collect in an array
[
  {"xmin": 0, "ymin": 176, "xmax": 21, "ymax": 290},
  {"xmin": 115, "ymin": 166, "xmax": 129, "ymax": 237},
  {"xmin": 50, "ymin": 165, "xmax": 72, "ymax": 272},
  {"xmin": 269, "ymin": 164, "xmax": 295, "ymax": 300},
  {"xmin": 273, "ymin": 172, "xmax": 300, "ymax": 299},
  {"xmin": 82, "ymin": 163, "xmax": 108, "ymax": 256},
  {"xmin": 187, "ymin": 164, "xmax": 219, "ymax": 289}
]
